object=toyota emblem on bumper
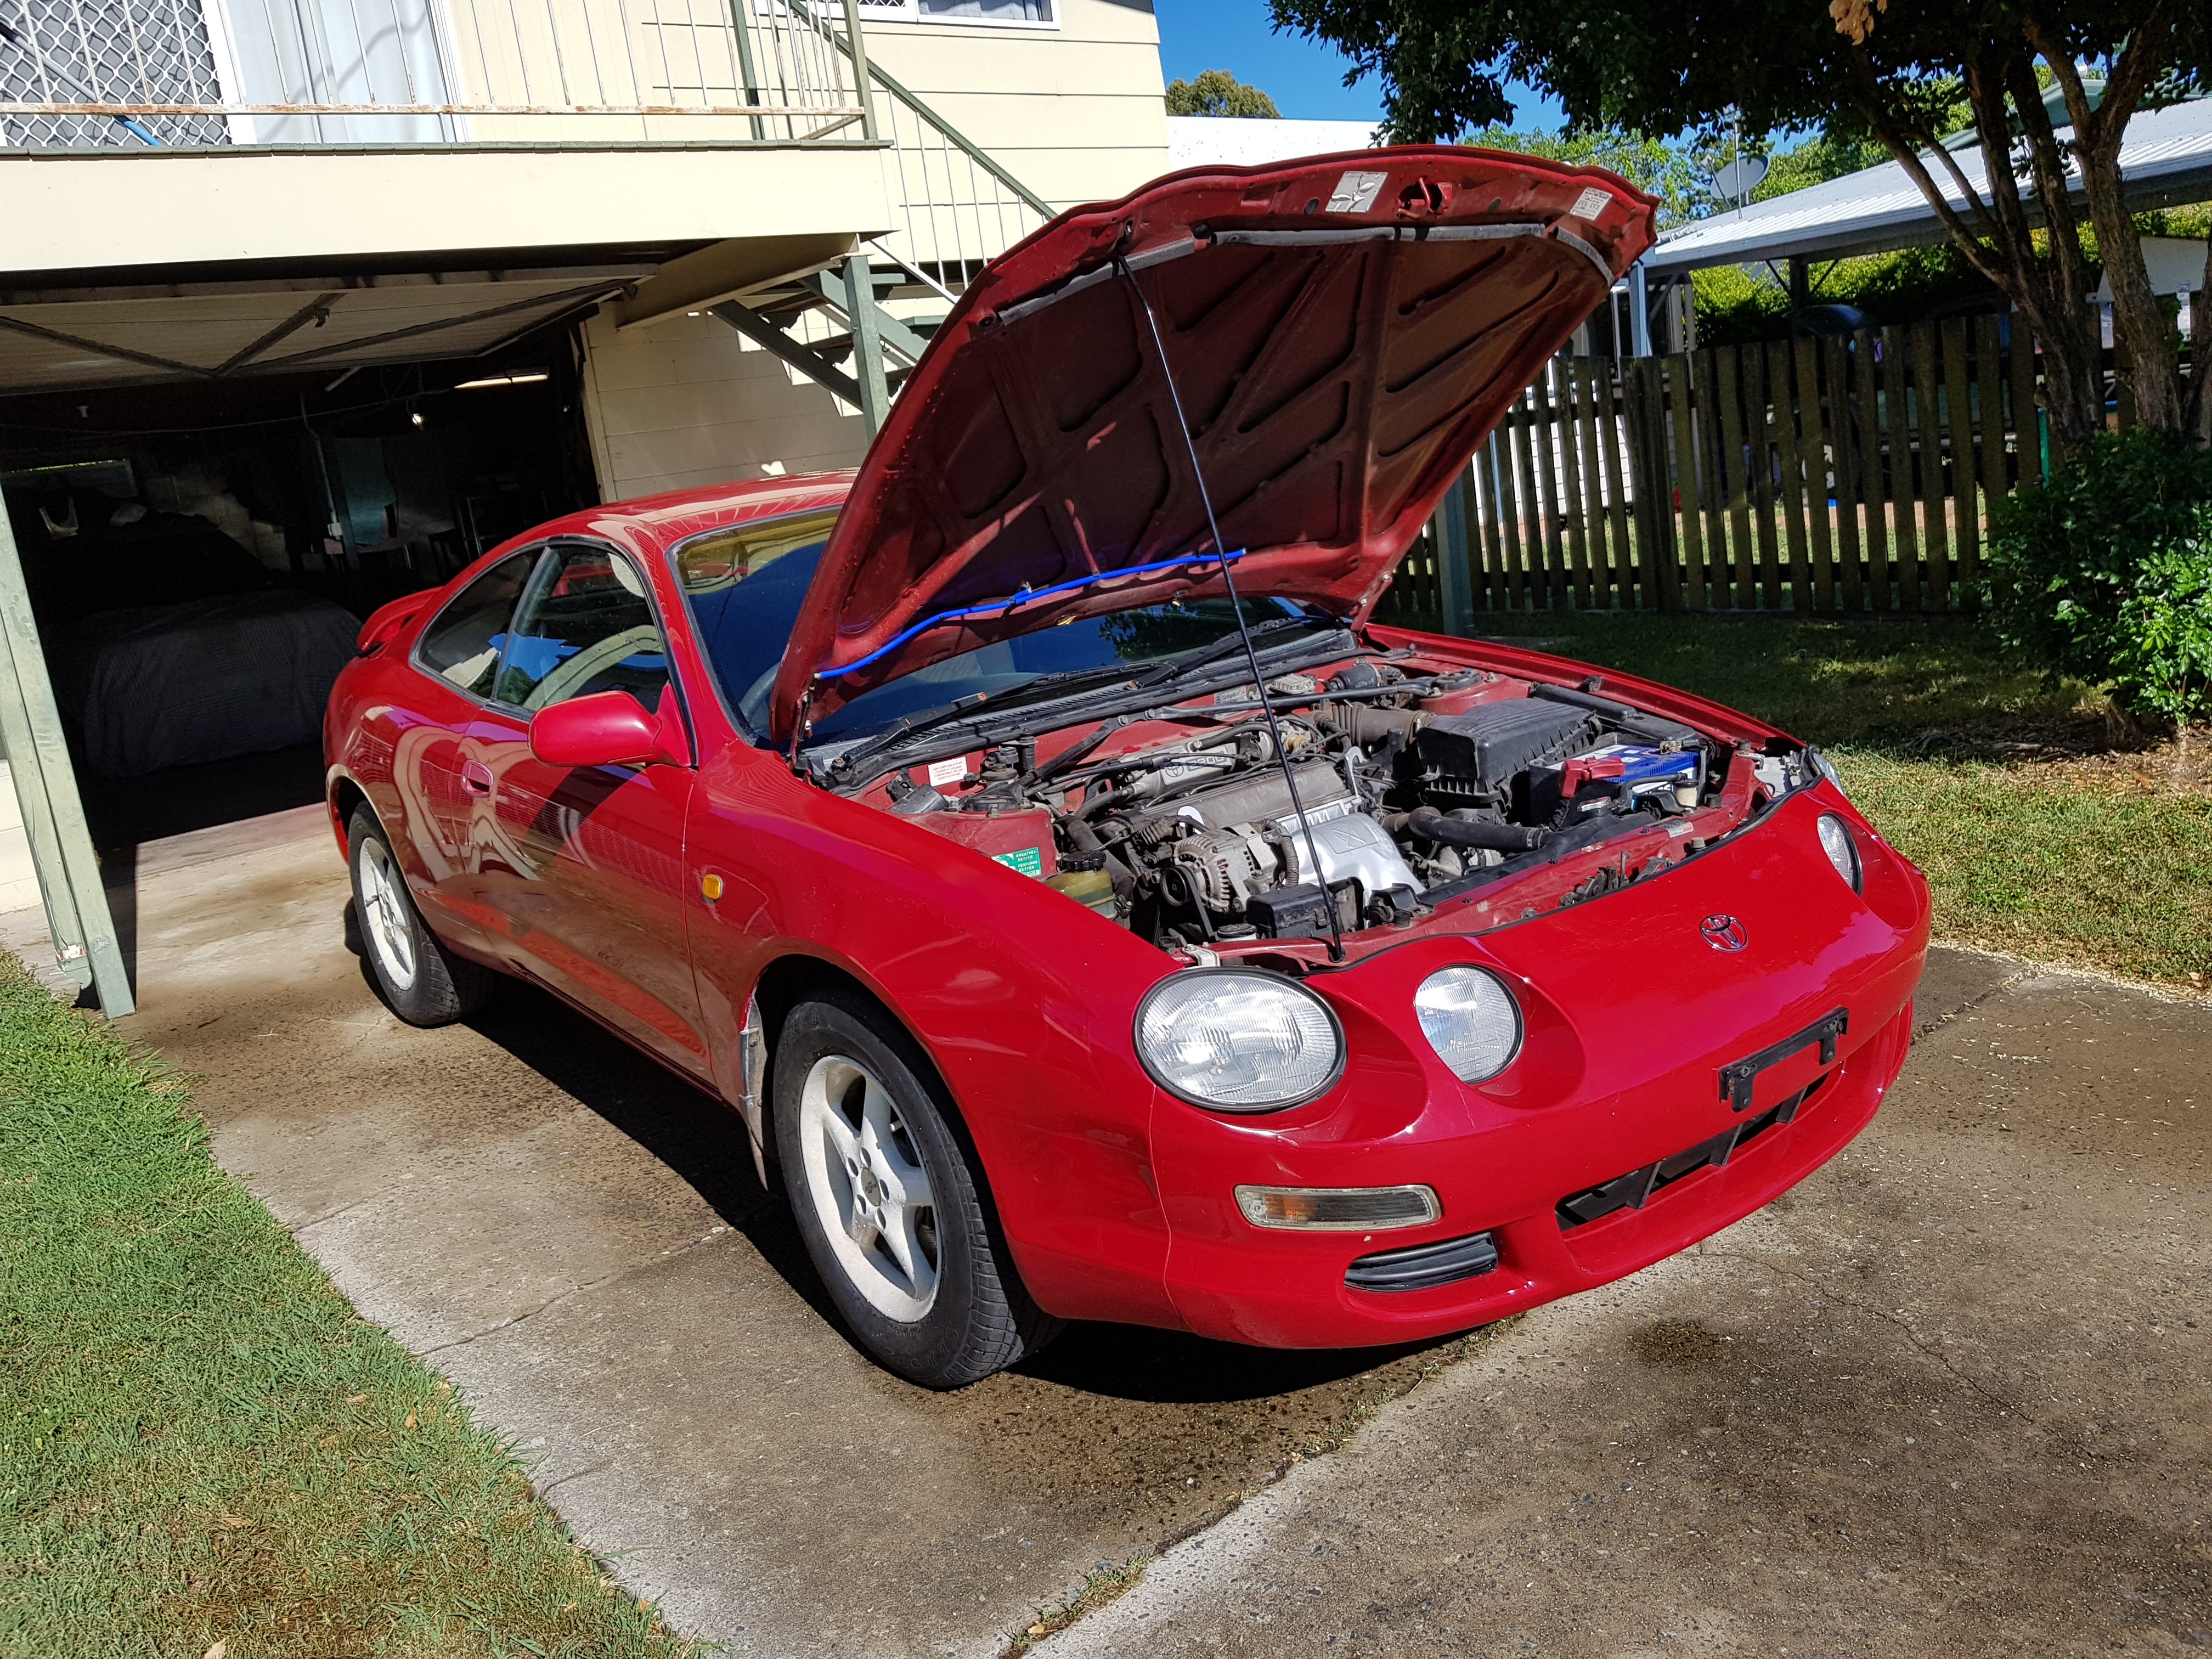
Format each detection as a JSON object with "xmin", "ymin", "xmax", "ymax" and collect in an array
[{"xmin": 1701, "ymin": 914, "xmax": 1748, "ymax": 951}]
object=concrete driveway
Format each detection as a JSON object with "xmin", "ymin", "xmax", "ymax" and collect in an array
[
  {"xmin": 1, "ymin": 808, "xmax": 1470, "ymax": 1657},
  {"xmin": 6, "ymin": 809, "xmax": 2205, "ymax": 1657},
  {"xmin": 1042, "ymin": 950, "xmax": 2212, "ymax": 1658}
]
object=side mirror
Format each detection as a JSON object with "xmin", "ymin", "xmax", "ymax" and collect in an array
[{"xmin": 529, "ymin": 689, "xmax": 689, "ymax": 770}]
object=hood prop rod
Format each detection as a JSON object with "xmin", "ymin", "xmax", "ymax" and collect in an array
[{"xmin": 1116, "ymin": 255, "xmax": 1346, "ymax": 964}]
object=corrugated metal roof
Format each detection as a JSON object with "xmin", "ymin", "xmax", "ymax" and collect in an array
[{"xmin": 1646, "ymin": 97, "xmax": 2212, "ymax": 273}]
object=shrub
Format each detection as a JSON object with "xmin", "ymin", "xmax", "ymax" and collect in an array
[{"xmin": 1983, "ymin": 428, "xmax": 2212, "ymax": 726}]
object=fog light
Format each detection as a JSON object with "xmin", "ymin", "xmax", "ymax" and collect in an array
[{"xmin": 1233, "ymin": 1184, "xmax": 1441, "ymax": 1231}]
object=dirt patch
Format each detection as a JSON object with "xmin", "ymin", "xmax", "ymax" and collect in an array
[{"xmin": 1625, "ymin": 1317, "xmax": 1735, "ymax": 1372}]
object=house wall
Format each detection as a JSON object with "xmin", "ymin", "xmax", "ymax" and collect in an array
[
  {"xmin": 0, "ymin": 764, "xmax": 36, "ymax": 915},
  {"xmin": 0, "ymin": 143, "xmax": 888, "ymax": 279},
  {"xmin": 577, "ymin": 308, "xmax": 872, "ymax": 502},
  {"xmin": 860, "ymin": 0, "xmax": 1170, "ymax": 212},
  {"xmin": 572, "ymin": 0, "xmax": 1171, "ymax": 500}
]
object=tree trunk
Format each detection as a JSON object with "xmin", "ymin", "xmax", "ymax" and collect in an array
[
  {"xmin": 2078, "ymin": 137, "xmax": 2185, "ymax": 436},
  {"xmin": 2003, "ymin": 270, "xmax": 2103, "ymax": 450}
]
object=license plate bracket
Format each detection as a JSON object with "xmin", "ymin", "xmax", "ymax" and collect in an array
[{"xmin": 1718, "ymin": 1007, "xmax": 1848, "ymax": 1113}]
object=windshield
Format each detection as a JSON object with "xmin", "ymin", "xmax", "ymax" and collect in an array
[{"xmin": 672, "ymin": 511, "xmax": 1336, "ymax": 743}]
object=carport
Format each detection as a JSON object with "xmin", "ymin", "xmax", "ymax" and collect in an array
[{"xmin": 0, "ymin": 138, "xmax": 889, "ymax": 1015}]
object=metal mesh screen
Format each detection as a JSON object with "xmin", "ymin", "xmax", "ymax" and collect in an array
[{"xmin": 0, "ymin": 0, "xmax": 228, "ymax": 147}]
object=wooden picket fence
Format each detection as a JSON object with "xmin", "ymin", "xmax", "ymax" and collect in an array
[{"xmin": 1381, "ymin": 309, "xmax": 2142, "ymax": 620}]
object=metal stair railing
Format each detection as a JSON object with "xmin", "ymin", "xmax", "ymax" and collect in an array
[
  {"xmin": 709, "ymin": 3, "xmax": 1053, "ymax": 436},
  {"xmin": 793, "ymin": 0, "xmax": 1052, "ymax": 293}
]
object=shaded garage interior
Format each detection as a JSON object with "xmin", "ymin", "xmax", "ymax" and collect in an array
[{"xmin": 0, "ymin": 268, "xmax": 618, "ymax": 851}]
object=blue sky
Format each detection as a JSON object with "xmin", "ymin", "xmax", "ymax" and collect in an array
[{"xmin": 1150, "ymin": 0, "xmax": 1565, "ymax": 129}]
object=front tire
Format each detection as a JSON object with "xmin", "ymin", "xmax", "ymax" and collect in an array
[
  {"xmin": 348, "ymin": 806, "xmax": 496, "ymax": 1026},
  {"xmin": 774, "ymin": 988, "xmax": 1060, "ymax": 1387}
]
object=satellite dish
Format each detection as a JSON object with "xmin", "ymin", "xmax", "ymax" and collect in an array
[{"xmin": 1711, "ymin": 154, "xmax": 1770, "ymax": 200}]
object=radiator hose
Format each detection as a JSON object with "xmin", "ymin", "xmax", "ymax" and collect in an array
[{"xmin": 1397, "ymin": 806, "xmax": 1550, "ymax": 853}]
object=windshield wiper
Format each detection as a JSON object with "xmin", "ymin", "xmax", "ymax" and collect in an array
[
  {"xmin": 823, "ymin": 628, "xmax": 1305, "ymax": 777},
  {"xmin": 830, "ymin": 691, "xmax": 995, "ymax": 771},
  {"xmin": 818, "ymin": 626, "xmax": 1358, "ymax": 787},
  {"xmin": 1128, "ymin": 616, "xmax": 1318, "ymax": 691}
]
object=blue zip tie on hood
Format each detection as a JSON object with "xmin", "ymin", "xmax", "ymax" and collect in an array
[{"xmin": 816, "ymin": 546, "xmax": 1247, "ymax": 681}]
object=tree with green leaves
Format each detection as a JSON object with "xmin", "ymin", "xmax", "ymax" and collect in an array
[
  {"xmin": 1463, "ymin": 126, "xmax": 1723, "ymax": 226},
  {"xmin": 1268, "ymin": 0, "xmax": 2212, "ymax": 447},
  {"xmin": 1165, "ymin": 69, "xmax": 1283, "ymax": 119}
]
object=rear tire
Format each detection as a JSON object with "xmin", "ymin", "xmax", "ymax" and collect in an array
[
  {"xmin": 348, "ymin": 806, "xmax": 496, "ymax": 1026},
  {"xmin": 774, "ymin": 988, "xmax": 1061, "ymax": 1387}
]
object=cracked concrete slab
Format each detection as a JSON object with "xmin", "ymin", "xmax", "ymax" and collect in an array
[
  {"xmin": 0, "ymin": 808, "xmax": 1474, "ymax": 1657},
  {"xmin": 1037, "ymin": 952, "xmax": 2212, "ymax": 1657}
]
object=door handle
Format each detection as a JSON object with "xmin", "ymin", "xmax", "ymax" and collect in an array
[{"xmin": 461, "ymin": 760, "xmax": 494, "ymax": 798}]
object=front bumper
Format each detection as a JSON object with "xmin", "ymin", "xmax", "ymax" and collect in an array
[{"xmin": 1147, "ymin": 784, "xmax": 1931, "ymax": 1348}]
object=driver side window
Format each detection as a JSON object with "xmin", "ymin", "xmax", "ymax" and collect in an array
[{"xmin": 494, "ymin": 542, "xmax": 670, "ymax": 712}]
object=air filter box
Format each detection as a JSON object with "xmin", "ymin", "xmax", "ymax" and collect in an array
[{"xmin": 1415, "ymin": 699, "xmax": 1593, "ymax": 789}]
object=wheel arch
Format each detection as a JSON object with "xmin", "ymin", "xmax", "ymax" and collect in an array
[
  {"xmin": 748, "ymin": 954, "xmax": 941, "ymax": 1160},
  {"xmin": 329, "ymin": 772, "xmax": 370, "ymax": 856},
  {"xmin": 747, "ymin": 952, "xmax": 992, "ymax": 1197}
]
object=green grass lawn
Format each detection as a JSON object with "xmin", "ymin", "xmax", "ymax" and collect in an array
[
  {"xmin": 0, "ymin": 958, "xmax": 695, "ymax": 1659},
  {"xmin": 1446, "ymin": 611, "xmax": 2212, "ymax": 990}
]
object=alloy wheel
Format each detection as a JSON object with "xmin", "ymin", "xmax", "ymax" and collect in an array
[
  {"xmin": 357, "ymin": 836, "xmax": 419, "ymax": 991},
  {"xmin": 797, "ymin": 1053, "xmax": 940, "ymax": 1322}
]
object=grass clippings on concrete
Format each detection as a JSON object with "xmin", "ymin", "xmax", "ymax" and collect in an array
[
  {"xmin": 1445, "ymin": 612, "xmax": 2212, "ymax": 992},
  {"xmin": 0, "ymin": 955, "xmax": 695, "ymax": 1659}
]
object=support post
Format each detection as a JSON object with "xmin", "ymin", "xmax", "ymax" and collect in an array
[
  {"xmin": 842, "ymin": 250, "xmax": 892, "ymax": 436},
  {"xmin": 1434, "ymin": 467, "xmax": 1475, "ymax": 637},
  {"xmin": 728, "ymin": 0, "xmax": 764, "ymax": 141},
  {"xmin": 839, "ymin": 0, "xmax": 878, "ymax": 142},
  {"xmin": 0, "ymin": 509, "xmax": 132, "ymax": 1014},
  {"xmin": 1629, "ymin": 261, "xmax": 1652, "ymax": 358}
]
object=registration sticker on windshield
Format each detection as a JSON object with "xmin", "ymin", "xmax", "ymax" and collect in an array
[{"xmin": 1326, "ymin": 170, "xmax": 1388, "ymax": 213}]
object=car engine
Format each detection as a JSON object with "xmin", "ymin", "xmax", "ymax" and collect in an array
[{"xmin": 870, "ymin": 654, "xmax": 1771, "ymax": 950}]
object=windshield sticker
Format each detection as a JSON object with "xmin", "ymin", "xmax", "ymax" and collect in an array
[
  {"xmin": 1327, "ymin": 170, "xmax": 1388, "ymax": 213},
  {"xmin": 992, "ymin": 847, "xmax": 1044, "ymax": 878}
]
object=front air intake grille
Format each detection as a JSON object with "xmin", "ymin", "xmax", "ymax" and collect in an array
[
  {"xmin": 1556, "ymin": 1077, "xmax": 1826, "ymax": 1231},
  {"xmin": 1345, "ymin": 1231, "xmax": 1499, "ymax": 1293}
]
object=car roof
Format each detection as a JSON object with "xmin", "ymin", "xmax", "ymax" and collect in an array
[{"xmin": 505, "ymin": 470, "xmax": 859, "ymax": 556}]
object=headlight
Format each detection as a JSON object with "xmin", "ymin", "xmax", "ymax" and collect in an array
[
  {"xmin": 1806, "ymin": 746, "xmax": 1847, "ymax": 796},
  {"xmin": 1413, "ymin": 966, "xmax": 1522, "ymax": 1083},
  {"xmin": 1817, "ymin": 811, "xmax": 1863, "ymax": 891},
  {"xmin": 1135, "ymin": 969, "xmax": 1344, "ymax": 1111}
]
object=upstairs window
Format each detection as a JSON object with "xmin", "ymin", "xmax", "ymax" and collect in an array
[
  {"xmin": 919, "ymin": 0, "xmax": 1053, "ymax": 18},
  {"xmin": 856, "ymin": 0, "xmax": 1057, "ymax": 24}
]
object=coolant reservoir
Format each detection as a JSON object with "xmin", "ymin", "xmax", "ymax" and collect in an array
[{"xmin": 1046, "ymin": 867, "xmax": 1118, "ymax": 918}]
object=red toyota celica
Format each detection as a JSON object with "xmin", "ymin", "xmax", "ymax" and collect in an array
[{"xmin": 324, "ymin": 149, "xmax": 1931, "ymax": 1387}]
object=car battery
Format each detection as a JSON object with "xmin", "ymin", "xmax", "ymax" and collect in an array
[{"xmin": 1553, "ymin": 744, "xmax": 1702, "ymax": 816}]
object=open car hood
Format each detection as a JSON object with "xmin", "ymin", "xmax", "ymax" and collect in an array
[{"xmin": 771, "ymin": 146, "xmax": 1657, "ymax": 743}]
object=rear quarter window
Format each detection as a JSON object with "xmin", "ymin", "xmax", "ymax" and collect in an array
[{"xmin": 415, "ymin": 550, "xmax": 539, "ymax": 698}]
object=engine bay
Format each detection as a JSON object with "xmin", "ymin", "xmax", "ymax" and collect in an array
[{"xmin": 819, "ymin": 635, "xmax": 1814, "ymax": 960}]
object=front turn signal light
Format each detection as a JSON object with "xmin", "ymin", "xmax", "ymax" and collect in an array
[{"xmin": 1233, "ymin": 1184, "xmax": 1441, "ymax": 1231}]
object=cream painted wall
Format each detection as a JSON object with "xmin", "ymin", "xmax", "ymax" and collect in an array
[
  {"xmin": 574, "ymin": 0, "xmax": 1170, "ymax": 497},
  {"xmin": 0, "ymin": 763, "xmax": 38, "ymax": 916},
  {"xmin": 861, "ymin": 0, "xmax": 1170, "ymax": 211},
  {"xmin": 577, "ymin": 308, "xmax": 872, "ymax": 503},
  {"xmin": 0, "ymin": 144, "xmax": 890, "ymax": 279}
]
